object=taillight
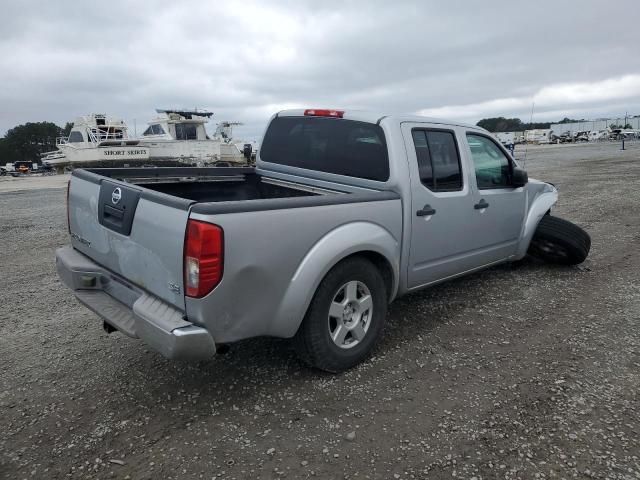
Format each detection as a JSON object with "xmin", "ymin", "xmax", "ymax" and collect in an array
[
  {"xmin": 304, "ymin": 109, "xmax": 344, "ymax": 118},
  {"xmin": 184, "ymin": 219, "xmax": 224, "ymax": 298},
  {"xmin": 66, "ymin": 180, "xmax": 71, "ymax": 233}
]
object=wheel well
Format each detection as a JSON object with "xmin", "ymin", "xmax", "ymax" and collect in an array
[{"xmin": 339, "ymin": 251, "xmax": 394, "ymax": 302}]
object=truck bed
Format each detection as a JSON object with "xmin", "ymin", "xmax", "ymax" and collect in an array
[{"xmin": 83, "ymin": 167, "xmax": 338, "ymax": 203}]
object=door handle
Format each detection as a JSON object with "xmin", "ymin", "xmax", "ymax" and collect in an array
[
  {"xmin": 416, "ymin": 204, "xmax": 436, "ymax": 216},
  {"xmin": 474, "ymin": 199, "xmax": 489, "ymax": 210}
]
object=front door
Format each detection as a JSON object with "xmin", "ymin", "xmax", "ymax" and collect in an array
[
  {"xmin": 464, "ymin": 132, "xmax": 526, "ymax": 264},
  {"xmin": 402, "ymin": 123, "xmax": 480, "ymax": 288}
]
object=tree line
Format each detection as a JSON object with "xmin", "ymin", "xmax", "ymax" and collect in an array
[
  {"xmin": 476, "ymin": 116, "xmax": 635, "ymax": 132},
  {"xmin": 0, "ymin": 121, "xmax": 73, "ymax": 164},
  {"xmin": 475, "ymin": 117, "xmax": 590, "ymax": 133}
]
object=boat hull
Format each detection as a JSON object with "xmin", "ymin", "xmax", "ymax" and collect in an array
[
  {"xmin": 42, "ymin": 145, "xmax": 248, "ymax": 173},
  {"xmin": 43, "ymin": 145, "xmax": 150, "ymax": 172},
  {"xmin": 141, "ymin": 140, "xmax": 245, "ymax": 164}
]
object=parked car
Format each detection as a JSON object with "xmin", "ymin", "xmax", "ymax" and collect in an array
[{"xmin": 56, "ymin": 109, "xmax": 591, "ymax": 372}]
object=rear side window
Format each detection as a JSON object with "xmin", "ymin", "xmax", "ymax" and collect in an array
[
  {"xmin": 411, "ymin": 129, "xmax": 462, "ymax": 191},
  {"xmin": 260, "ymin": 117, "xmax": 390, "ymax": 181}
]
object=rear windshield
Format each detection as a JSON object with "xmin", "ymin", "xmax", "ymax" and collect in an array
[{"xmin": 260, "ymin": 116, "xmax": 390, "ymax": 181}]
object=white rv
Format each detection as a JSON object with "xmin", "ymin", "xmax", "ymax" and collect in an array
[
  {"xmin": 525, "ymin": 129, "xmax": 552, "ymax": 144},
  {"xmin": 494, "ymin": 132, "xmax": 515, "ymax": 145}
]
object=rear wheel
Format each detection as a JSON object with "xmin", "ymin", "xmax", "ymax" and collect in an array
[
  {"xmin": 294, "ymin": 257, "xmax": 387, "ymax": 372},
  {"xmin": 528, "ymin": 215, "xmax": 590, "ymax": 265}
]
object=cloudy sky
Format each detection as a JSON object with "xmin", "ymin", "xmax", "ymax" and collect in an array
[{"xmin": 1, "ymin": 0, "xmax": 639, "ymax": 139}]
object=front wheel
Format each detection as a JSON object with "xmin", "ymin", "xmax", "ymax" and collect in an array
[
  {"xmin": 293, "ymin": 257, "xmax": 388, "ymax": 373},
  {"xmin": 528, "ymin": 215, "xmax": 591, "ymax": 265}
]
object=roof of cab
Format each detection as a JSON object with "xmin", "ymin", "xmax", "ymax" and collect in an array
[{"xmin": 276, "ymin": 108, "xmax": 483, "ymax": 131}]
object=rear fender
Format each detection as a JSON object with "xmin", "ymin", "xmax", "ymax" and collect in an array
[
  {"xmin": 270, "ymin": 222, "xmax": 400, "ymax": 338},
  {"xmin": 515, "ymin": 186, "xmax": 558, "ymax": 259}
]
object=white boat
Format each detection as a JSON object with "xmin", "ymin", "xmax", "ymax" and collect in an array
[
  {"xmin": 42, "ymin": 114, "xmax": 149, "ymax": 171},
  {"xmin": 138, "ymin": 109, "xmax": 247, "ymax": 165}
]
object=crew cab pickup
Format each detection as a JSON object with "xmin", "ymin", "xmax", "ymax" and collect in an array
[{"xmin": 56, "ymin": 109, "xmax": 590, "ymax": 372}]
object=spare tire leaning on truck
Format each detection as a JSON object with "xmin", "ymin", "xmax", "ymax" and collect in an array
[{"xmin": 527, "ymin": 215, "xmax": 591, "ymax": 265}]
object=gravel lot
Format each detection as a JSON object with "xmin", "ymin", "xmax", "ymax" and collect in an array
[
  {"xmin": 1, "ymin": 142, "xmax": 639, "ymax": 480},
  {"xmin": 0, "ymin": 174, "xmax": 69, "ymax": 194}
]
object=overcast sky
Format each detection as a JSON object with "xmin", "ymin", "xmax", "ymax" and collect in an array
[{"xmin": 1, "ymin": 0, "xmax": 639, "ymax": 139}]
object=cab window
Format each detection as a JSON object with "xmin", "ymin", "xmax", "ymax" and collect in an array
[
  {"xmin": 260, "ymin": 117, "xmax": 389, "ymax": 181},
  {"xmin": 466, "ymin": 134, "xmax": 512, "ymax": 189},
  {"xmin": 411, "ymin": 129, "xmax": 462, "ymax": 191}
]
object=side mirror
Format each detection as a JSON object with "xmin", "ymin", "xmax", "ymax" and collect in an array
[{"xmin": 512, "ymin": 167, "xmax": 528, "ymax": 187}]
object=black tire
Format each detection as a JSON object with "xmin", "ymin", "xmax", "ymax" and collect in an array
[
  {"xmin": 293, "ymin": 257, "xmax": 388, "ymax": 373},
  {"xmin": 528, "ymin": 215, "xmax": 590, "ymax": 265}
]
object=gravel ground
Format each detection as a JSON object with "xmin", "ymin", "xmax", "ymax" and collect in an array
[
  {"xmin": 1, "ymin": 142, "xmax": 639, "ymax": 480},
  {"xmin": 0, "ymin": 174, "xmax": 69, "ymax": 193}
]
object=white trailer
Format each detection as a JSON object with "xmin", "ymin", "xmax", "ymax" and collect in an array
[
  {"xmin": 525, "ymin": 129, "xmax": 552, "ymax": 144},
  {"xmin": 494, "ymin": 132, "xmax": 515, "ymax": 145}
]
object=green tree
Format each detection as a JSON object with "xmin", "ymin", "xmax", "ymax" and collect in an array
[
  {"xmin": 558, "ymin": 117, "xmax": 587, "ymax": 124},
  {"xmin": 2, "ymin": 121, "xmax": 63, "ymax": 163},
  {"xmin": 0, "ymin": 137, "xmax": 12, "ymax": 164},
  {"xmin": 476, "ymin": 117, "xmax": 553, "ymax": 132},
  {"xmin": 63, "ymin": 122, "xmax": 74, "ymax": 137},
  {"xmin": 476, "ymin": 117, "xmax": 524, "ymax": 132}
]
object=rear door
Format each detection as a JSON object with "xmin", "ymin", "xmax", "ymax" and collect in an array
[
  {"xmin": 68, "ymin": 172, "xmax": 192, "ymax": 309},
  {"xmin": 401, "ymin": 123, "xmax": 480, "ymax": 288},
  {"xmin": 464, "ymin": 132, "xmax": 526, "ymax": 263}
]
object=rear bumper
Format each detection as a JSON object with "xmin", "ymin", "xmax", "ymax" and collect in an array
[{"xmin": 55, "ymin": 246, "xmax": 216, "ymax": 360}]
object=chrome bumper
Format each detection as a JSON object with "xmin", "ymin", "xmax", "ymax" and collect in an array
[{"xmin": 55, "ymin": 246, "xmax": 216, "ymax": 360}]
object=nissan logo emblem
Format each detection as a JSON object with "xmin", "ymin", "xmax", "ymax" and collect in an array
[{"xmin": 111, "ymin": 187, "xmax": 122, "ymax": 205}]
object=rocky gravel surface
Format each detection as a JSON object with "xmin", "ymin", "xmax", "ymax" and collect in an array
[{"xmin": 1, "ymin": 142, "xmax": 639, "ymax": 479}]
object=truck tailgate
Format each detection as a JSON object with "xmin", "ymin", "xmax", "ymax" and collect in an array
[{"xmin": 68, "ymin": 171, "xmax": 193, "ymax": 310}]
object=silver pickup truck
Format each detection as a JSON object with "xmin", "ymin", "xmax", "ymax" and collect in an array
[{"xmin": 56, "ymin": 109, "xmax": 590, "ymax": 372}]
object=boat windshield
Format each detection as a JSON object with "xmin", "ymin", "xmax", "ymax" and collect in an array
[{"xmin": 143, "ymin": 124, "xmax": 166, "ymax": 136}]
